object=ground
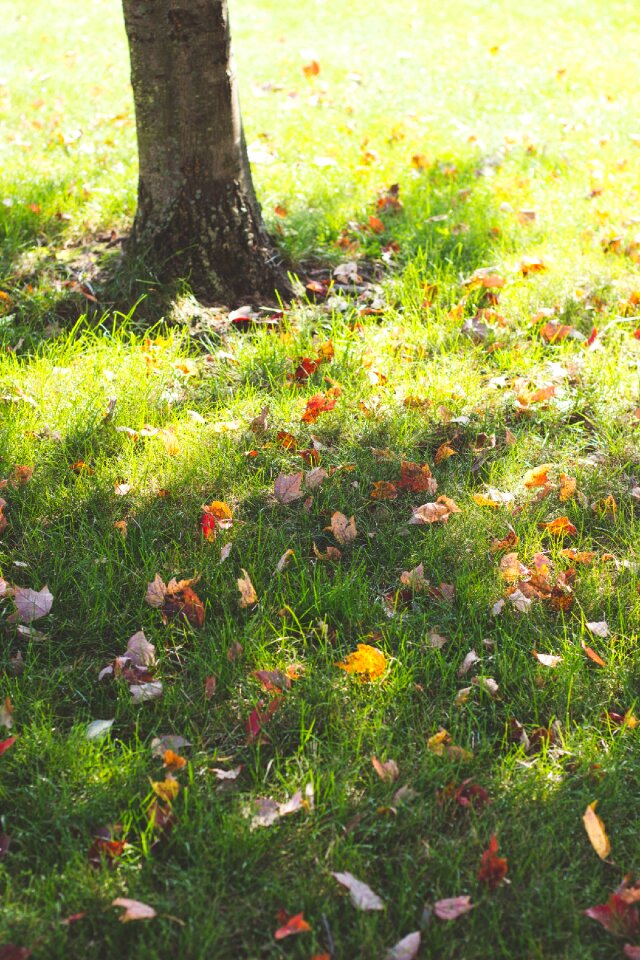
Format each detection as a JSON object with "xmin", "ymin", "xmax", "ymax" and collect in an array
[{"xmin": 1, "ymin": 1, "xmax": 640, "ymax": 958}]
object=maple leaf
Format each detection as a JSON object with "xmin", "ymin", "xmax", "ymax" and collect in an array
[
  {"xmin": 163, "ymin": 750, "xmax": 187, "ymax": 772},
  {"xmin": 523, "ymin": 464, "xmax": 553, "ymax": 488},
  {"xmin": 427, "ymin": 728, "xmax": 473, "ymax": 761},
  {"xmin": 274, "ymin": 913, "xmax": 311, "ymax": 940},
  {"xmin": 9, "ymin": 465, "xmax": 33, "ymax": 486},
  {"xmin": 301, "ymin": 393, "xmax": 337, "ymax": 423},
  {"xmin": 538, "ymin": 516, "xmax": 577, "ymax": 536},
  {"xmin": 327, "ymin": 511, "xmax": 357, "ymax": 544},
  {"xmin": 585, "ymin": 894, "xmax": 639, "ymax": 939},
  {"xmin": 370, "ymin": 481, "xmax": 398, "ymax": 500},
  {"xmin": 409, "ymin": 496, "xmax": 461, "ymax": 524},
  {"xmin": 385, "ymin": 931, "xmax": 421, "ymax": 959},
  {"xmin": 490, "ymin": 527, "xmax": 518, "ymax": 552},
  {"xmin": 250, "ymin": 404, "xmax": 269, "ymax": 434},
  {"xmin": 331, "ymin": 872, "xmax": 384, "ymax": 910},
  {"xmin": 500, "ymin": 552, "xmax": 529, "ymax": 582},
  {"xmin": 473, "ymin": 488, "xmax": 513, "ymax": 508},
  {"xmin": 478, "ymin": 834, "xmax": 508, "ymax": 889},
  {"xmin": 10, "ymin": 585, "xmax": 53, "ymax": 623},
  {"xmin": 276, "ymin": 430, "xmax": 297, "ymax": 450},
  {"xmin": 151, "ymin": 776, "xmax": 180, "ymax": 803},
  {"xmin": 433, "ymin": 896, "xmax": 475, "ymax": 920},
  {"xmin": 559, "ymin": 473, "xmax": 577, "ymax": 501},
  {"xmin": 583, "ymin": 801, "xmax": 611, "ymax": 859},
  {"xmin": 200, "ymin": 501, "xmax": 232, "ymax": 541},
  {"xmin": 336, "ymin": 644, "xmax": 386, "ymax": 681},
  {"xmin": 291, "ymin": 357, "xmax": 319, "ymax": 382},
  {"xmin": 246, "ymin": 697, "xmax": 282, "ymax": 743},
  {"xmin": 540, "ymin": 321, "xmax": 574, "ymax": 342},
  {"xmin": 111, "ymin": 898, "xmax": 157, "ymax": 923},
  {"xmin": 274, "ymin": 472, "xmax": 304, "ymax": 504},
  {"xmin": 434, "ymin": 442, "xmax": 457, "ymax": 465},
  {"xmin": 397, "ymin": 460, "xmax": 437, "ymax": 494}
]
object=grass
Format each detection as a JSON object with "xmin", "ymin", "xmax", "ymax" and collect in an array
[{"xmin": 1, "ymin": 0, "xmax": 640, "ymax": 957}]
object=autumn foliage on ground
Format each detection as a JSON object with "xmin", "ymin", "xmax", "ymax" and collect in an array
[{"xmin": 2, "ymin": 1, "xmax": 640, "ymax": 958}]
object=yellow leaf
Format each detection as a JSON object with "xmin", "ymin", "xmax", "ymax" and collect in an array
[
  {"xmin": 151, "ymin": 776, "xmax": 180, "ymax": 804},
  {"xmin": 237, "ymin": 570, "xmax": 258, "ymax": 608},
  {"xmin": 336, "ymin": 644, "xmax": 386, "ymax": 681},
  {"xmin": 582, "ymin": 801, "xmax": 611, "ymax": 860}
]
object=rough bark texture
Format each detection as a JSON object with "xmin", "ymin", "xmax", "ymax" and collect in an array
[{"xmin": 122, "ymin": 0, "xmax": 288, "ymax": 302}]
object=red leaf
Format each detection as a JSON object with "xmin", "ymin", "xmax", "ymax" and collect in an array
[
  {"xmin": 246, "ymin": 698, "xmax": 282, "ymax": 743},
  {"xmin": 274, "ymin": 912, "xmax": 312, "ymax": 940},
  {"xmin": 478, "ymin": 834, "xmax": 508, "ymax": 889},
  {"xmin": 0, "ymin": 947, "xmax": 32, "ymax": 960},
  {"xmin": 0, "ymin": 737, "xmax": 17, "ymax": 757},
  {"xmin": 585, "ymin": 895, "xmax": 639, "ymax": 938},
  {"xmin": 301, "ymin": 393, "xmax": 337, "ymax": 424}
]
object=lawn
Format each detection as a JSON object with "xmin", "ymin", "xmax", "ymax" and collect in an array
[{"xmin": 1, "ymin": 1, "xmax": 640, "ymax": 958}]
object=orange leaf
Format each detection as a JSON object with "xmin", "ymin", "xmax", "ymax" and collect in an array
[
  {"xmin": 523, "ymin": 464, "xmax": 553, "ymax": 488},
  {"xmin": 274, "ymin": 912, "xmax": 312, "ymax": 940},
  {"xmin": 559, "ymin": 473, "xmax": 577, "ymax": 501},
  {"xmin": 434, "ymin": 442, "xmax": 457, "ymax": 465},
  {"xmin": 370, "ymin": 481, "xmax": 398, "ymax": 500},
  {"xmin": 336, "ymin": 644, "xmax": 386, "ymax": 681},
  {"xmin": 538, "ymin": 516, "xmax": 577, "ymax": 536},
  {"xmin": 237, "ymin": 570, "xmax": 258, "ymax": 608},
  {"xmin": 327, "ymin": 511, "xmax": 357, "ymax": 545},
  {"xmin": 397, "ymin": 460, "xmax": 437, "ymax": 494},
  {"xmin": 581, "ymin": 641, "xmax": 606, "ymax": 667}
]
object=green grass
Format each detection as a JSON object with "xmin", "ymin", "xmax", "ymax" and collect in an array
[{"xmin": 1, "ymin": 1, "xmax": 640, "ymax": 958}]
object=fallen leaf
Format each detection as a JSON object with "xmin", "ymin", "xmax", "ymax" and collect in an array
[
  {"xmin": 313, "ymin": 543, "xmax": 342, "ymax": 562},
  {"xmin": 274, "ymin": 472, "xmax": 304, "ymax": 504},
  {"xmin": 478, "ymin": 834, "xmax": 508, "ymax": 889},
  {"xmin": 237, "ymin": 570, "xmax": 258, "ymax": 608},
  {"xmin": 523, "ymin": 464, "xmax": 553, "ymax": 488},
  {"xmin": 585, "ymin": 894, "xmax": 639, "ymax": 939},
  {"xmin": 200, "ymin": 501, "xmax": 233, "ymax": 541},
  {"xmin": 458, "ymin": 649, "xmax": 480, "ymax": 676},
  {"xmin": 130, "ymin": 681, "xmax": 163, "ymax": 703},
  {"xmin": 582, "ymin": 641, "xmax": 606, "ymax": 667},
  {"xmin": 435, "ymin": 443, "xmax": 457, "ymax": 465},
  {"xmin": 397, "ymin": 460, "xmax": 438, "ymax": 494},
  {"xmin": 301, "ymin": 393, "xmax": 337, "ymax": 423},
  {"xmin": 490, "ymin": 527, "xmax": 518, "ymax": 552},
  {"xmin": 410, "ymin": 496, "xmax": 460, "ymax": 525},
  {"xmin": 433, "ymin": 896, "xmax": 475, "ymax": 920},
  {"xmin": 328, "ymin": 511, "xmax": 357, "ymax": 544},
  {"xmin": 0, "ymin": 736, "xmax": 17, "ymax": 757},
  {"xmin": 337, "ymin": 644, "xmax": 386, "ymax": 681},
  {"xmin": 508, "ymin": 588, "xmax": 532, "ymax": 613},
  {"xmin": 559, "ymin": 473, "xmax": 577, "ymax": 501},
  {"xmin": 276, "ymin": 549, "xmax": 295, "ymax": 573},
  {"xmin": 250, "ymin": 404, "xmax": 269, "ymax": 434},
  {"xmin": 86, "ymin": 719, "xmax": 114, "ymax": 740},
  {"xmin": 151, "ymin": 776, "xmax": 180, "ymax": 803},
  {"xmin": 10, "ymin": 465, "xmax": 33, "ymax": 486},
  {"xmin": 583, "ymin": 801, "xmax": 611, "ymax": 859},
  {"xmin": 305, "ymin": 466, "xmax": 328, "ymax": 490},
  {"xmin": 538, "ymin": 516, "xmax": 577, "ymax": 536},
  {"xmin": 371, "ymin": 481, "xmax": 399, "ymax": 500},
  {"xmin": 532, "ymin": 651, "xmax": 563, "ymax": 668},
  {"xmin": 586, "ymin": 620, "xmax": 609, "ymax": 638},
  {"xmin": 385, "ymin": 931, "xmax": 421, "ymax": 960},
  {"xmin": 10, "ymin": 585, "xmax": 53, "ymax": 623},
  {"xmin": 111, "ymin": 898, "xmax": 157, "ymax": 923},
  {"xmin": 331, "ymin": 872, "xmax": 385, "ymax": 911},
  {"xmin": 204, "ymin": 675, "xmax": 217, "ymax": 699},
  {"xmin": 274, "ymin": 913, "xmax": 311, "ymax": 940},
  {"xmin": 372, "ymin": 756, "xmax": 399, "ymax": 782}
]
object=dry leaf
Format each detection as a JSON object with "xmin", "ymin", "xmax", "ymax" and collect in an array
[
  {"xmin": 586, "ymin": 620, "xmax": 609, "ymax": 638},
  {"xmin": 532, "ymin": 651, "xmax": 563, "ymax": 667},
  {"xmin": 237, "ymin": 570, "xmax": 258, "ymax": 608},
  {"xmin": 336, "ymin": 644, "xmax": 386, "ymax": 681},
  {"xmin": 313, "ymin": 543, "xmax": 342, "ymax": 562},
  {"xmin": 331, "ymin": 872, "xmax": 385, "ymax": 911},
  {"xmin": 409, "ymin": 496, "xmax": 460, "ymax": 525},
  {"xmin": 582, "ymin": 641, "xmax": 606, "ymax": 667},
  {"xmin": 111, "ymin": 898, "xmax": 157, "ymax": 923},
  {"xmin": 583, "ymin": 801, "xmax": 611, "ymax": 859},
  {"xmin": 274, "ymin": 913, "xmax": 312, "ymax": 940},
  {"xmin": 458, "ymin": 649, "xmax": 480, "ymax": 676},
  {"xmin": 370, "ymin": 481, "xmax": 399, "ymax": 500},
  {"xmin": 276, "ymin": 549, "xmax": 295, "ymax": 573},
  {"xmin": 10, "ymin": 465, "xmax": 33, "ymax": 485},
  {"xmin": 10, "ymin": 585, "xmax": 53, "ymax": 623},
  {"xmin": 433, "ymin": 896, "xmax": 475, "ymax": 920},
  {"xmin": 538, "ymin": 516, "xmax": 577, "ymax": 536},
  {"xmin": 274, "ymin": 472, "xmax": 304, "ymax": 504},
  {"xmin": 328, "ymin": 511, "xmax": 357, "ymax": 544},
  {"xmin": 372, "ymin": 756, "xmax": 400, "ymax": 782},
  {"xmin": 305, "ymin": 467, "xmax": 328, "ymax": 490},
  {"xmin": 559, "ymin": 473, "xmax": 577, "ymax": 501},
  {"xmin": 524, "ymin": 464, "xmax": 553, "ymax": 488},
  {"xmin": 434, "ymin": 443, "xmax": 457, "ymax": 465},
  {"xmin": 385, "ymin": 931, "xmax": 421, "ymax": 960},
  {"xmin": 250, "ymin": 404, "xmax": 269, "ymax": 434}
]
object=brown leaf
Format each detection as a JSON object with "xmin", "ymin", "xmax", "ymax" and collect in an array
[
  {"xmin": 397, "ymin": 460, "xmax": 437, "ymax": 494},
  {"xmin": 250, "ymin": 404, "xmax": 269, "ymax": 434},
  {"xmin": 274, "ymin": 472, "xmax": 304, "ymax": 504},
  {"xmin": 371, "ymin": 756, "xmax": 399, "ymax": 781},
  {"xmin": 237, "ymin": 570, "xmax": 258, "ymax": 608},
  {"xmin": 276, "ymin": 549, "xmax": 295, "ymax": 573},
  {"xmin": 532, "ymin": 651, "xmax": 563, "ymax": 668},
  {"xmin": 490, "ymin": 526, "xmax": 518, "ymax": 552},
  {"xmin": 328, "ymin": 511, "xmax": 357, "ymax": 545},
  {"xmin": 434, "ymin": 443, "xmax": 457, "ymax": 465},
  {"xmin": 409, "ymin": 496, "xmax": 460, "ymax": 524},
  {"xmin": 559, "ymin": 473, "xmax": 577, "ymax": 501},
  {"xmin": 370, "ymin": 481, "xmax": 399, "ymax": 500},
  {"xmin": 583, "ymin": 801, "xmax": 611, "ymax": 859},
  {"xmin": 9, "ymin": 465, "xmax": 33, "ymax": 486},
  {"xmin": 331, "ymin": 871, "xmax": 385, "ymax": 911},
  {"xmin": 313, "ymin": 543, "xmax": 342, "ymax": 562}
]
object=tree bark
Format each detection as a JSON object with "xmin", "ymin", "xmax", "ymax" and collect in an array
[{"xmin": 121, "ymin": 0, "xmax": 289, "ymax": 302}]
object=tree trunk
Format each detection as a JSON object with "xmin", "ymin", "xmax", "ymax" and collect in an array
[{"xmin": 121, "ymin": 0, "xmax": 289, "ymax": 303}]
